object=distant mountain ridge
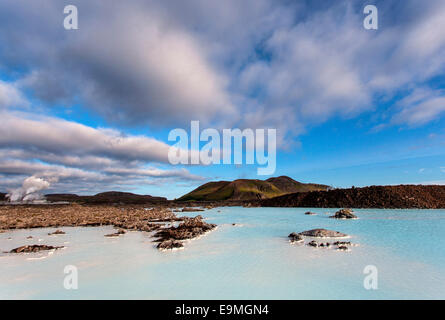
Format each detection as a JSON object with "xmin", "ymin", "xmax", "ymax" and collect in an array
[
  {"xmin": 45, "ymin": 191, "xmax": 167, "ymax": 204},
  {"xmin": 178, "ymin": 176, "xmax": 329, "ymax": 201}
]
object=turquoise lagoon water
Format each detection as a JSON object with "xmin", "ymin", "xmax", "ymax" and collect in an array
[{"xmin": 1, "ymin": 207, "xmax": 445, "ymax": 299}]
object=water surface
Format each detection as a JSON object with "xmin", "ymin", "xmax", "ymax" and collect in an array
[{"xmin": 1, "ymin": 207, "xmax": 444, "ymax": 299}]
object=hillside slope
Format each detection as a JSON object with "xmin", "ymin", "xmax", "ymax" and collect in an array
[
  {"xmin": 178, "ymin": 176, "xmax": 329, "ymax": 201},
  {"xmin": 260, "ymin": 185, "xmax": 445, "ymax": 209}
]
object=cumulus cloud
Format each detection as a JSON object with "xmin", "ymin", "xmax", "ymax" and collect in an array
[
  {"xmin": 0, "ymin": 112, "xmax": 173, "ymax": 163},
  {"xmin": 0, "ymin": 112, "xmax": 205, "ymax": 195},
  {"xmin": 1, "ymin": 0, "xmax": 445, "ymax": 193},
  {"xmin": 1, "ymin": 0, "xmax": 445, "ymax": 132},
  {"xmin": 0, "ymin": 0, "xmax": 235, "ymax": 127}
]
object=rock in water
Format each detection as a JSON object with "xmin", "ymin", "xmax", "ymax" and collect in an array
[
  {"xmin": 333, "ymin": 241, "xmax": 351, "ymax": 246},
  {"xmin": 9, "ymin": 245, "xmax": 63, "ymax": 253},
  {"xmin": 304, "ymin": 211, "xmax": 316, "ymax": 215},
  {"xmin": 330, "ymin": 208, "xmax": 357, "ymax": 219},
  {"xmin": 157, "ymin": 240, "xmax": 184, "ymax": 250},
  {"xmin": 48, "ymin": 229, "xmax": 66, "ymax": 235},
  {"xmin": 307, "ymin": 240, "xmax": 318, "ymax": 247},
  {"xmin": 298, "ymin": 229, "xmax": 347, "ymax": 238},
  {"xmin": 104, "ymin": 229, "xmax": 126, "ymax": 237},
  {"xmin": 181, "ymin": 207, "xmax": 205, "ymax": 212},
  {"xmin": 288, "ymin": 232, "xmax": 304, "ymax": 243},
  {"xmin": 154, "ymin": 216, "xmax": 216, "ymax": 241}
]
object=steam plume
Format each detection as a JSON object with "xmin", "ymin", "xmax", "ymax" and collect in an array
[{"xmin": 6, "ymin": 176, "xmax": 51, "ymax": 202}]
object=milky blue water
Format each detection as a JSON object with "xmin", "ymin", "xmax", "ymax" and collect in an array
[{"xmin": 1, "ymin": 207, "xmax": 445, "ymax": 299}]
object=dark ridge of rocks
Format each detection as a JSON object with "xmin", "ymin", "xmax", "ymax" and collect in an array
[
  {"xmin": 104, "ymin": 229, "xmax": 126, "ymax": 237},
  {"xmin": 330, "ymin": 208, "xmax": 357, "ymax": 219},
  {"xmin": 0, "ymin": 192, "xmax": 6, "ymax": 201},
  {"xmin": 9, "ymin": 244, "xmax": 64, "ymax": 253},
  {"xmin": 45, "ymin": 192, "xmax": 167, "ymax": 204},
  {"xmin": 298, "ymin": 229, "xmax": 347, "ymax": 238},
  {"xmin": 305, "ymin": 240, "xmax": 353, "ymax": 249},
  {"xmin": 333, "ymin": 241, "xmax": 352, "ymax": 246},
  {"xmin": 48, "ymin": 229, "xmax": 66, "ymax": 235},
  {"xmin": 26, "ymin": 236, "xmax": 33, "ymax": 239},
  {"xmin": 304, "ymin": 211, "xmax": 316, "ymax": 215},
  {"xmin": 260, "ymin": 185, "xmax": 445, "ymax": 209},
  {"xmin": 157, "ymin": 240, "xmax": 184, "ymax": 250},
  {"xmin": 181, "ymin": 207, "xmax": 205, "ymax": 212},
  {"xmin": 154, "ymin": 216, "xmax": 216, "ymax": 243},
  {"xmin": 307, "ymin": 240, "xmax": 318, "ymax": 247},
  {"xmin": 112, "ymin": 221, "xmax": 161, "ymax": 232}
]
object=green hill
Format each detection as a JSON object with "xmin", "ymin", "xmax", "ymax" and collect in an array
[{"xmin": 178, "ymin": 176, "xmax": 329, "ymax": 201}]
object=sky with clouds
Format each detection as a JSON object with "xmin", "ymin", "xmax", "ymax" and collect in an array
[{"xmin": 0, "ymin": 0, "xmax": 444, "ymax": 199}]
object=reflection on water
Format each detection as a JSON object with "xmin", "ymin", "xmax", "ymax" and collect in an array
[{"xmin": 1, "ymin": 207, "xmax": 445, "ymax": 299}]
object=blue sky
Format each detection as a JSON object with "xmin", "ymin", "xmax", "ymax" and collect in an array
[{"xmin": 0, "ymin": 0, "xmax": 444, "ymax": 199}]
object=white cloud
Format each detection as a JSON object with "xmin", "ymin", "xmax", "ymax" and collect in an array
[
  {"xmin": 392, "ymin": 88, "xmax": 445, "ymax": 126},
  {"xmin": 0, "ymin": 80, "xmax": 27, "ymax": 109},
  {"xmin": 0, "ymin": 112, "xmax": 172, "ymax": 163},
  {"xmin": 0, "ymin": 111, "xmax": 205, "ymax": 194}
]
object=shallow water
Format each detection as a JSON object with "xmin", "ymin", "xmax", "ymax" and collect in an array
[{"xmin": 1, "ymin": 207, "xmax": 445, "ymax": 299}]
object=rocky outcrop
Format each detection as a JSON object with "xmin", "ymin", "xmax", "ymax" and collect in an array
[
  {"xmin": 305, "ymin": 240, "xmax": 353, "ymax": 249},
  {"xmin": 333, "ymin": 241, "xmax": 351, "ymax": 246},
  {"xmin": 48, "ymin": 229, "xmax": 66, "ymax": 235},
  {"xmin": 288, "ymin": 232, "xmax": 304, "ymax": 243},
  {"xmin": 298, "ymin": 229, "xmax": 347, "ymax": 238},
  {"xmin": 9, "ymin": 244, "xmax": 63, "ymax": 253},
  {"xmin": 181, "ymin": 207, "xmax": 205, "ymax": 212},
  {"xmin": 157, "ymin": 240, "xmax": 184, "ymax": 250},
  {"xmin": 104, "ymin": 229, "xmax": 126, "ymax": 237},
  {"xmin": 154, "ymin": 216, "xmax": 216, "ymax": 243},
  {"xmin": 330, "ymin": 209, "xmax": 357, "ymax": 219},
  {"xmin": 288, "ymin": 228, "xmax": 354, "ymax": 250},
  {"xmin": 307, "ymin": 240, "xmax": 318, "ymax": 247}
]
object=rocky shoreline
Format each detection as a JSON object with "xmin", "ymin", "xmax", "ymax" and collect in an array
[{"xmin": 0, "ymin": 204, "xmax": 217, "ymax": 252}]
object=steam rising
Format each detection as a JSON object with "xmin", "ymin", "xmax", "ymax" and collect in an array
[{"xmin": 6, "ymin": 176, "xmax": 51, "ymax": 202}]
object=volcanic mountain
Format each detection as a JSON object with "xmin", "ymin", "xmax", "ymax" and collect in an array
[{"xmin": 178, "ymin": 176, "xmax": 329, "ymax": 201}]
